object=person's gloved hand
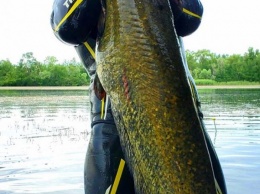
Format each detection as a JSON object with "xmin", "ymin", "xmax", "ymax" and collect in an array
[{"xmin": 50, "ymin": 0, "xmax": 101, "ymax": 45}]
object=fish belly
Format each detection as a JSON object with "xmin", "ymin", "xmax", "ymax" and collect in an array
[{"xmin": 96, "ymin": 0, "xmax": 216, "ymax": 193}]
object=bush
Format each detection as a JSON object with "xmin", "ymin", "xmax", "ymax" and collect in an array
[{"xmin": 195, "ymin": 79, "xmax": 217, "ymax": 85}]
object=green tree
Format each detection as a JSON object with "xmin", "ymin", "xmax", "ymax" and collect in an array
[
  {"xmin": 1, "ymin": 47, "xmax": 258, "ymax": 86},
  {"xmin": 199, "ymin": 69, "xmax": 211, "ymax": 79},
  {"xmin": 0, "ymin": 60, "xmax": 17, "ymax": 86},
  {"xmin": 16, "ymin": 52, "xmax": 42, "ymax": 86},
  {"xmin": 192, "ymin": 68, "xmax": 201, "ymax": 79},
  {"xmin": 44, "ymin": 56, "xmax": 58, "ymax": 66},
  {"xmin": 243, "ymin": 48, "xmax": 260, "ymax": 81}
]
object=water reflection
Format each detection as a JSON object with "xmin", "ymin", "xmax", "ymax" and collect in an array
[
  {"xmin": 199, "ymin": 88, "xmax": 260, "ymax": 194},
  {"xmin": 0, "ymin": 90, "xmax": 90, "ymax": 194},
  {"xmin": 0, "ymin": 89, "xmax": 259, "ymax": 194}
]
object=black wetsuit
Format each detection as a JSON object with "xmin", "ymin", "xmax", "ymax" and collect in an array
[{"xmin": 50, "ymin": 1, "xmax": 227, "ymax": 193}]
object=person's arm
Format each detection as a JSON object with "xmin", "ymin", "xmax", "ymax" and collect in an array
[
  {"xmin": 170, "ymin": 0, "xmax": 203, "ymax": 36},
  {"xmin": 50, "ymin": 0, "xmax": 102, "ymax": 77},
  {"xmin": 50, "ymin": 0, "xmax": 101, "ymax": 45},
  {"xmin": 74, "ymin": 39, "xmax": 96, "ymax": 78}
]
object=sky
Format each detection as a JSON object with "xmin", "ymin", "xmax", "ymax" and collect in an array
[{"xmin": 0, "ymin": 0, "xmax": 260, "ymax": 64}]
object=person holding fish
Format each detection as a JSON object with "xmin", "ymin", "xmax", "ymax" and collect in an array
[{"xmin": 51, "ymin": 0, "xmax": 227, "ymax": 193}]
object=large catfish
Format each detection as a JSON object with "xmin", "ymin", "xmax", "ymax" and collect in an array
[{"xmin": 96, "ymin": 0, "xmax": 218, "ymax": 193}]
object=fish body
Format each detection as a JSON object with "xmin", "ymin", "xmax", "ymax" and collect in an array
[{"xmin": 96, "ymin": 0, "xmax": 216, "ymax": 193}]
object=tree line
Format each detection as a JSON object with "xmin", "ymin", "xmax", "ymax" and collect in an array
[
  {"xmin": 186, "ymin": 47, "xmax": 259, "ymax": 82},
  {"xmin": 0, "ymin": 48, "xmax": 259, "ymax": 86},
  {"xmin": 0, "ymin": 52, "xmax": 90, "ymax": 86}
]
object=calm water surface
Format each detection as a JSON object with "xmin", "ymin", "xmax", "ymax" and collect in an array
[{"xmin": 0, "ymin": 89, "xmax": 259, "ymax": 194}]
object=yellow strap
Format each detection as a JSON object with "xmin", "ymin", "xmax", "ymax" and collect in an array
[
  {"xmin": 182, "ymin": 8, "xmax": 202, "ymax": 19},
  {"xmin": 215, "ymin": 178, "xmax": 223, "ymax": 194},
  {"xmin": 101, "ymin": 97, "xmax": 105, "ymax": 119},
  {"xmin": 55, "ymin": 0, "xmax": 83, "ymax": 32},
  {"xmin": 83, "ymin": 41, "xmax": 96, "ymax": 59},
  {"xmin": 110, "ymin": 159, "xmax": 125, "ymax": 194}
]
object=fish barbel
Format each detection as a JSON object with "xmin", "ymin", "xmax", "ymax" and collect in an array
[{"xmin": 96, "ymin": 0, "xmax": 217, "ymax": 193}]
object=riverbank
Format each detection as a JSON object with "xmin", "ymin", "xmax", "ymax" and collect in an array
[
  {"xmin": 0, "ymin": 86, "xmax": 90, "ymax": 90},
  {"xmin": 197, "ymin": 85, "xmax": 260, "ymax": 89},
  {"xmin": 0, "ymin": 85, "xmax": 259, "ymax": 90}
]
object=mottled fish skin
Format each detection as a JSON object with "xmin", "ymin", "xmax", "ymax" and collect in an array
[{"xmin": 96, "ymin": 0, "xmax": 216, "ymax": 193}]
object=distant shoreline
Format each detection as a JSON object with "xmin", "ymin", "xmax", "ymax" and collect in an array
[
  {"xmin": 0, "ymin": 85, "xmax": 259, "ymax": 90},
  {"xmin": 0, "ymin": 86, "xmax": 89, "ymax": 90},
  {"xmin": 197, "ymin": 85, "xmax": 260, "ymax": 89}
]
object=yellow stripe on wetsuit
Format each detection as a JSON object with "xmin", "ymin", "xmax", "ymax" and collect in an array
[
  {"xmin": 55, "ymin": 0, "xmax": 83, "ymax": 32},
  {"xmin": 83, "ymin": 41, "xmax": 96, "ymax": 59},
  {"xmin": 183, "ymin": 8, "xmax": 202, "ymax": 19},
  {"xmin": 110, "ymin": 159, "xmax": 125, "ymax": 194}
]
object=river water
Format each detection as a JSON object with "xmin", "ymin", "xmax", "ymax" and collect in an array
[{"xmin": 0, "ymin": 88, "xmax": 259, "ymax": 194}]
